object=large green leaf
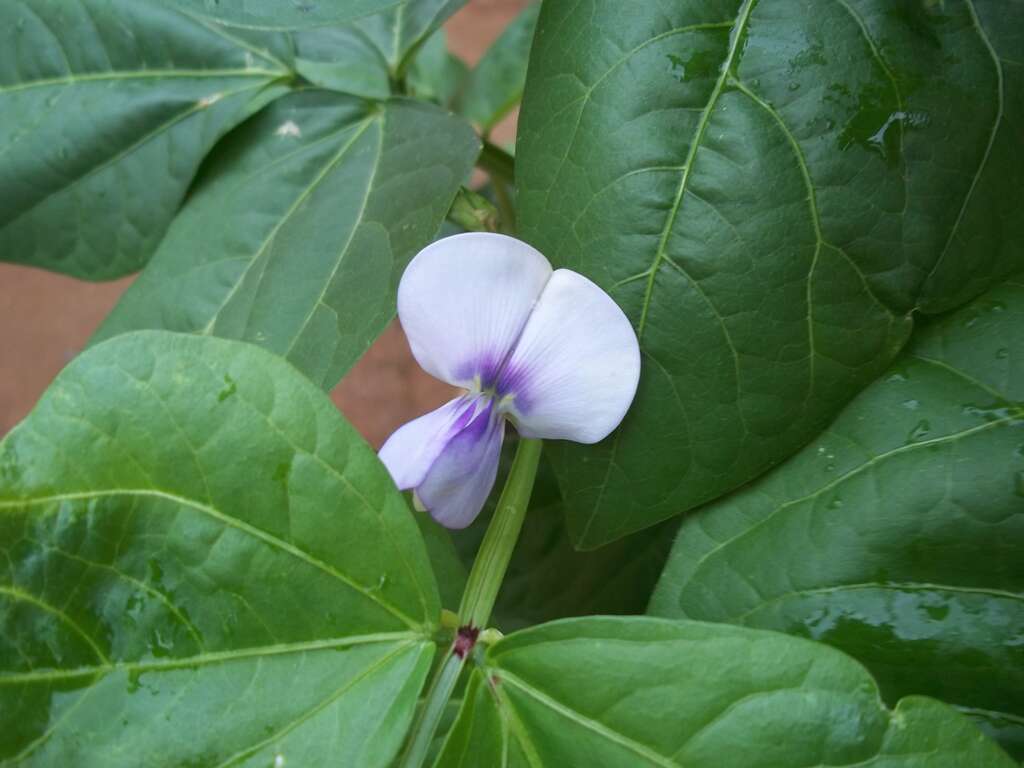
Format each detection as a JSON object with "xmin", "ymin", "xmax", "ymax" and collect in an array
[
  {"xmin": 649, "ymin": 276, "xmax": 1024, "ymax": 756},
  {"xmin": 92, "ymin": 90, "xmax": 479, "ymax": 390},
  {"xmin": 0, "ymin": 0, "xmax": 290, "ymax": 280},
  {"xmin": 0, "ymin": 331, "xmax": 440, "ymax": 765},
  {"xmin": 517, "ymin": 0, "xmax": 1024, "ymax": 547},
  {"xmin": 460, "ymin": 2, "xmax": 540, "ymax": 132},
  {"xmin": 436, "ymin": 617, "xmax": 1015, "ymax": 766}
]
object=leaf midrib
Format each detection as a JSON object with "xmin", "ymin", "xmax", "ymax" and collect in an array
[
  {"xmin": 0, "ymin": 68, "xmax": 282, "ymax": 95},
  {"xmin": 635, "ymin": 0, "xmax": 757, "ymax": 340},
  {"xmin": 0, "ymin": 631, "xmax": 421, "ymax": 685},
  {"xmin": 213, "ymin": 639, "xmax": 424, "ymax": 768},
  {"xmin": 201, "ymin": 115, "xmax": 378, "ymax": 334},
  {"xmin": 574, "ymin": 1, "xmax": 757, "ymax": 548},
  {"xmin": 920, "ymin": 0, "xmax": 1006, "ymax": 299},
  {"xmin": 681, "ymin": 414, "xmax": 1018, "ymax": 592},
  {"xmin": 491, "ymin": 668, "xmax": 681, "ymax": 768},
  {"xmin": 0, "ymin": 79, "xmax": 272, "ymax": 231},
  {"xmin": 0, "ymin": 487, "xmax": 422, "ymax": 630}
]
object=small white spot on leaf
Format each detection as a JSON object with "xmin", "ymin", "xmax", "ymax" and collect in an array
[
  {"xmin": 275, "ymin": 120, "xmax": 302, "ymax": 138},
  {"xmin": 274, "ymin": 755, "xmax": 285, "ymax": 768},
  {"xmin": 198, "ymin": 92, "xmax": 223, "ymax": 108}
]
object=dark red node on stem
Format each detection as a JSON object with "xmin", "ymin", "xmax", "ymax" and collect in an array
[{"xmin": 453, "ymin": 625, "xmax": 480, "ymax": 659}]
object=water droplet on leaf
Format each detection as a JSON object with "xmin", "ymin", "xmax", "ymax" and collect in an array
[{"xmin": 906, "ymin": 419, "xmax": 931, "ymax": 443}]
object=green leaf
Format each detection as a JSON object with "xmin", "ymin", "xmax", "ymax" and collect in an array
[
  {"xmin": 461, "ymin": 2, "xmax": 540, "ymax": 131},
  {"xmin": 291, "ymin": 0, "xmax": 468, "ymax": 100},
  {"xmin": 0, "ymin": 0, "xmax": 289, "ymax": 280},
  {"xmin": 407, "ymin": 29, "xmax": 470, "ymax": 109},
  {"xmin": 92, "ymin": 91, "xmax": 479, "ymax": 390},
  {"xmin": 292, "ymin": 27, "xmax": 393, "ymax": 100},
  {"xmin": 517, "ymin": 0, "xmax": 1024, "ymax": 547},
  {"xmin": 167, "ymin": 0, "xmax": 402, "ymax": 30},
  {"xmin": 0, "ymin": 331, "xmax": 441, "ymax": 765},
  {"xmin": 414, "ymin": 506, "xmax": 468, "ymax": 611},
  {"xmin": 649, "ymin": 276, "xmax": 1024, "ymax": 757},
  {"xmin": 437, "ymin": 617, "xmax": 1015, "ymax": 767}
]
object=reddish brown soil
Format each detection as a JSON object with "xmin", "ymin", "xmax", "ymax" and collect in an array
[{"xmin": 0, "ymin": 0, "xmax": 529, "ymax": 445}]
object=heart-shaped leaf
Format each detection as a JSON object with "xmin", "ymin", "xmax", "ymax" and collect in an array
[
  {"xmin": 0, "ymin": 0, "xmax": 290, "ymax": 279},
  {"xmin": 93, "ymin": 90, "xmax": 479, "ymax": 390},
  {"xmin": 517, "ymin": 0, "xmax": 1024, "ymax": 547},
  {"xmin": 0, "ymin": 331, "xmax": 440, "ymax": 765},
  {"xmin": 650, "ymin": 276, "xmax": 1024, "ymax": 757},
  {"xmin": 436, "ymin": 617, "xmax": 1015, "ymax": 766}
]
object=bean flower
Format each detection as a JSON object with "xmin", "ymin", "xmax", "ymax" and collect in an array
[{"xmin": 379, "ymin": 233, "xmax": 641, "ymax": 529}]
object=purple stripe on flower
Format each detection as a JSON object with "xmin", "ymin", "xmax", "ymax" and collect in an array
[{"xmin": 416, "ymin": 398, "xmax": 505, "ymax": 529}]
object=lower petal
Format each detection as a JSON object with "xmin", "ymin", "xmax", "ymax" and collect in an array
[
  {"xmin": 417, "ymin": 402, "xmax": 506, "ymax": 529},
  {"xmin": 378, "ymin": 396, "xmax": 476, "ymax": 490}
]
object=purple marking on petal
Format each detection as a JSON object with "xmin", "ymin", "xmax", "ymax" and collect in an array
[
  {"xmin": 416, "ymin": 397, "xmax": 505, "ymax": 529},
  {"xmin": 494, "ymin": 361, "xmax": 536, "ymax": 414},
  {"xmin": 454, "ymin": 351, "xmax": 506, "ymax": 390},
  {"xmin": 379, "ymin": 395, "xmax": 479, "ymax": 491}
]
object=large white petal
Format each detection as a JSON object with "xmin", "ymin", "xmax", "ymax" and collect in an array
[
  {"xmin": 417, "ymin": 400, "xmax": 506, "ymax": 529},
  {"xmin": 378, "ymin": 395, "xmax": 475, "ymax": 490},
  {"xmin": 497, "ymin": 269, "xmax": 640, "ymax": 443},
  {"xmin": 398, "ymin": 233, "xmax": 552, "ymax": 389}
]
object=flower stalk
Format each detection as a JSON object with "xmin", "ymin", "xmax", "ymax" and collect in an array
[
  {"xmin": 397, "ymin": 437, "xmax": 542, "ymax": 768},
  {"xmin": 459, "ymin": 437, "xmax": 542, "ymax": 627}
]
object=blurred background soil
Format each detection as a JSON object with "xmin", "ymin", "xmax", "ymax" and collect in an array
[{"xmin": 0, "ymin": 0, "xmax": 529, "ymax": 444}]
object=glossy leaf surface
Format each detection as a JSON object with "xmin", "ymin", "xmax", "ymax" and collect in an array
[
  {"xmin": 650, "ymin": 277, "xmax": 1024, "ymax": 756},
  {"xmin": 460, "ymin": 2, "xmax": 540, "ymax": 131},
  {"xmin": 0, "ymin": 332, "xmax": 439, "ymax": 765},
  {"xmin": 517, "ymin": 0, "xmax": 1024, "ymax": 547},
  {"xmin": 0, "ymin": 0, "xmax": 289, "ymax": 279},
  {"xmin": 437, "ymin": 618, "xmax": 1015, "ymax": 766},
  {"xmin": 93, "ymin": 91, "xmax": 479, "ymax": 390}
]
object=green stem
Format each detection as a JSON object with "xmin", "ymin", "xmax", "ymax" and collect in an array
[
  {"xmin": 490, "ymin": 176, "xmax": 517, "ymax": 235},
  {"xmin": 397, "ymin": 648, "xmax": 465, "ymax": 768},
  {"xmin": 397, "ymin": 438, "xmax": 542, "ymax": 768},
  {"xmin": 477, "ymin": 140, "xmax": 515, "ymax": 187},
  {"xmin": 459, "ymin": 438, "xmax": 542, "ymax": 628}
]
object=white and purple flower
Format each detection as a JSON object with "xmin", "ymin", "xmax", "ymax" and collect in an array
[{"xmin": 379, "ymin": 233, "xmax": 641, "ymax": 529}]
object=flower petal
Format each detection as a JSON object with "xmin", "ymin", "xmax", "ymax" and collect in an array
[
  {"xmin": 398, "ymin": 233, "xmax": 552, "ymax": 388},
  {"xmin": 417, "ymin": 399, "xmax": 506, "ymax": 529},
  {"xmin": 497, "ymin": 269, "xmax": 640, "ymax": 443},
  {"xmin": 378, "ymin": 395, "xmax": 477, "ymax": 490}
]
